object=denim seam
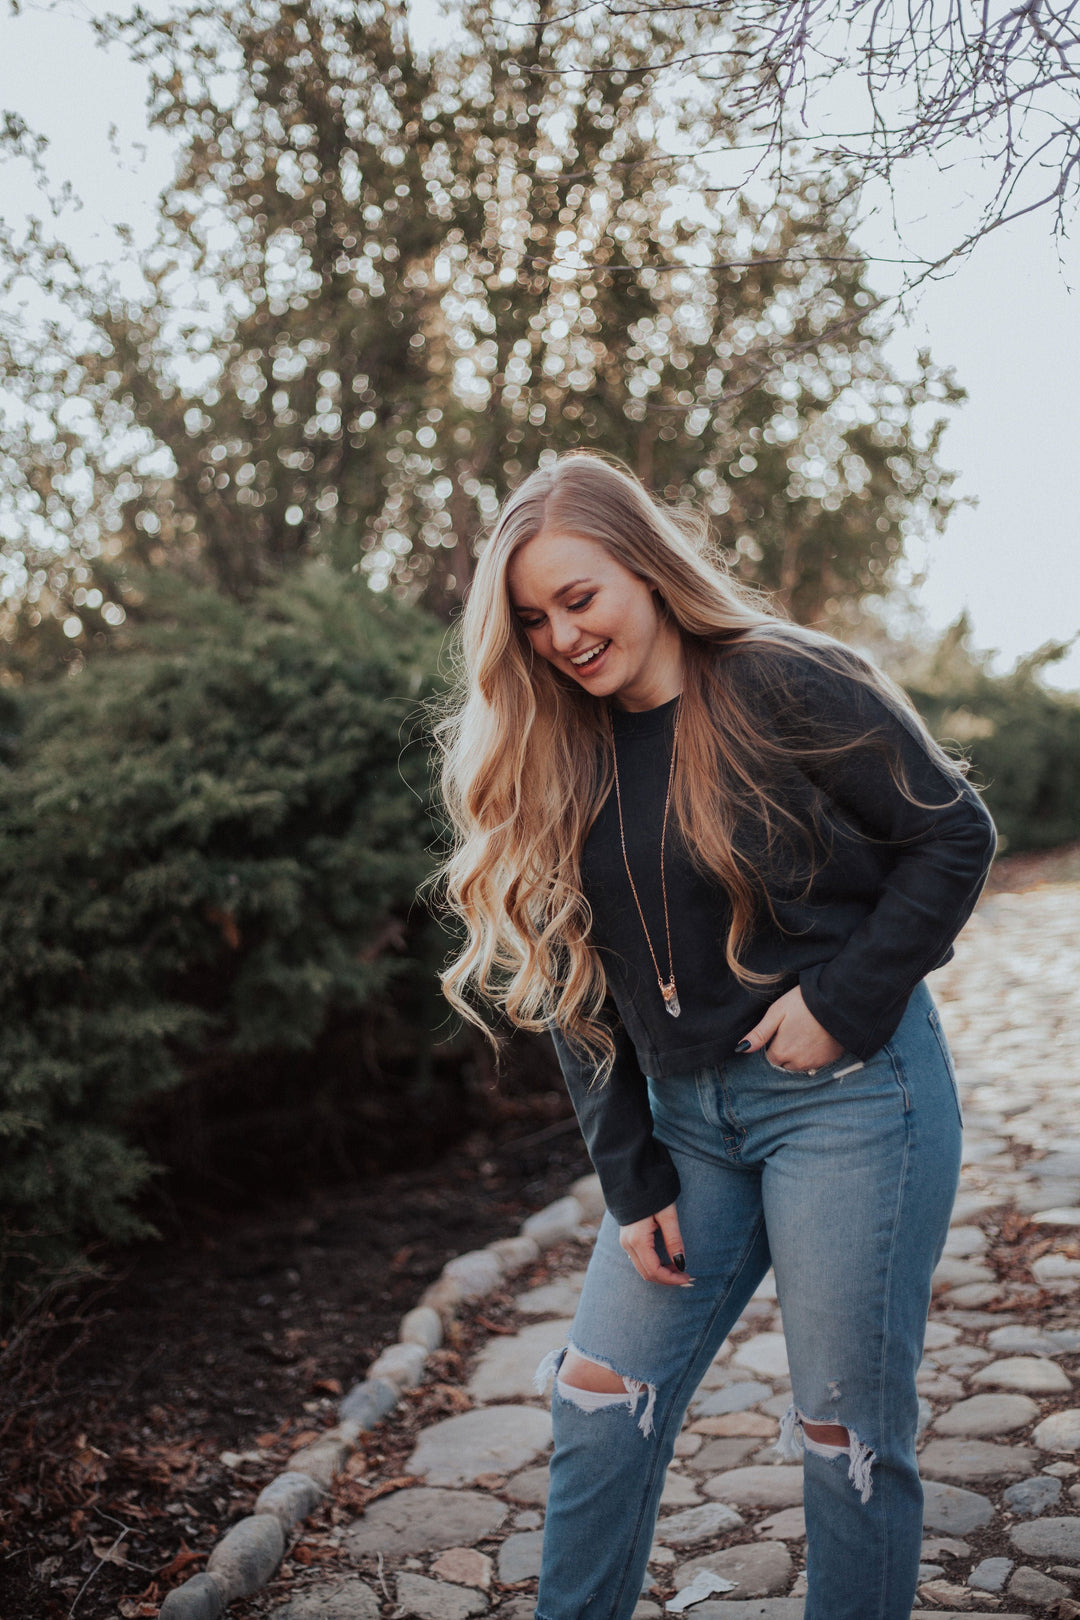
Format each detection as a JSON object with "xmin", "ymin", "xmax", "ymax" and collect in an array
[
  {"xmin": 927, "ymin": 1008, "xmax": 964, "ymax": 1127},
  {"xmin": 605, "ymin": 1208, "xmax": 770, "ymax": 1620},
  {"xmin": 873, "ymin": 1040, "xmax": 914, "ymax": 1620}
]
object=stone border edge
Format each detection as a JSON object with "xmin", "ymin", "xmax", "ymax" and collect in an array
[{"xmin": 157, "ymin": 1174, "xmax": 605, "ymax": 1618}]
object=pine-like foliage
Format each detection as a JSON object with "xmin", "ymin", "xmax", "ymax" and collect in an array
[
  {"xmin": 904, "ymin": 619, "xmax": 1080, "ymax": 855},
  {"xmin": 0, "ymin": 566, "xmax": 444, "ymax": 1313}
]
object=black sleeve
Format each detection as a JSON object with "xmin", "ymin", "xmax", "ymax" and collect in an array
[
  {"xmin": 548, "ymin": 1005, "xmax": 681, "ymax": 1226},
  {"xmin": 773, "ymin": 649, "xmax": 997, "ymax": 1057}
]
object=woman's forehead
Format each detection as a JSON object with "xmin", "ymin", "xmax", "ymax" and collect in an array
[{"xmin": 507, "ymin": 531, "xmax": 614, "ymax": 600}]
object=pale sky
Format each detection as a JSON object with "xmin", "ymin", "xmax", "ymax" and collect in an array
[{"xmin": 1, "ymin": 1, "xmax": 1077, "ymax": 690}]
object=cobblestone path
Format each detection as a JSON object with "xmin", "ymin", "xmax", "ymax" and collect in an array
[{"xmin": 196, "ymin": 886, "xmax": 1080, "ymax": 1620}]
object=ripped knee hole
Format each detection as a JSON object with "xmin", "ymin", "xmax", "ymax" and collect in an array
[
  {"xmin": 559, "ymin": 1351, "xmax": 627, "ymax": 1393},
  {"xmin": 533, "ymin": 1345, "xmax": 658, "ymax": 1437},
  {"xmin": 801, "ymin": 1421, "xmax": 850, "ymax": 1447}
]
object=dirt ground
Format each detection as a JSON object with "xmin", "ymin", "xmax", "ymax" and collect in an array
[{"xmin": 1, "ymin": 839, "xmax": 1077, "ymax": 1620}]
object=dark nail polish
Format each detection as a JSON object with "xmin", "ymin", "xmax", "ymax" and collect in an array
[
  {"xmin": 735, "ymin": 1039, "xmax": 752, "ymax": 1052},
  {"xmin": 672, "ymin": 1252, "xmax": 686, "ymax": 1272}
]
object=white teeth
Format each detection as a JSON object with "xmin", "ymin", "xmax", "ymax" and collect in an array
[{"xmin": 571, "ymin": 641, "xmax": 610, "ymax": 667}]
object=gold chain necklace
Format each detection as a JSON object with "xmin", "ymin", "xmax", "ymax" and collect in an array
[{"xmin": 608, "ymin": 699, "xmax": 682, "ymax": 1018}]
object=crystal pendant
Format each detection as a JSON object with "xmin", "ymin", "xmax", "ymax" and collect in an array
[{"xmin": 660, "ymin": 981, "xmax": 681, "ymax": 1018}]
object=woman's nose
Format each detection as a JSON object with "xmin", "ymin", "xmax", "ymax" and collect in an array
[{"xmin": 548, "ymin": 614, "xmax": 579, "ymax": 654}]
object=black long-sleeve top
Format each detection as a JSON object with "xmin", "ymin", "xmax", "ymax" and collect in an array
[{"xmin": 550, "ymin": 633, "xmax": 997, "ymax": 1225}]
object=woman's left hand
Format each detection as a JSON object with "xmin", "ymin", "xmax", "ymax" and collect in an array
[{"xmin": 737, "ymin": 985, "xmax": 845, "ymax": 1073}]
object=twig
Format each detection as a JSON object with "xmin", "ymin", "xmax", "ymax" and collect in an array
[{"xmin": 68, "ymin": 1527, "xmax": 129, "ymax": 1617}]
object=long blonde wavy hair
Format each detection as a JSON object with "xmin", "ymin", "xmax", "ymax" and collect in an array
[{"xmin": 435, "ymin": 450, "xmax": 968, "ymax": 1072}]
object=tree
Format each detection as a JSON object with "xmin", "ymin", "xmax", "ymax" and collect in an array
[
  {"xmin": 554, "ymin": 1, "xmax": 1080, "ymax": 278},
  {"xmin": 1, "ymin": 0, "xmax": 958, "ymax": 660}
]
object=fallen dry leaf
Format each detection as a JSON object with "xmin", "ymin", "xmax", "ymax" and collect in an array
[
  {"xmin": 157, "ymin": 1541, "xmax": 203, "ymax": 1580},
  {"xmin": 89, "ymin": 1535, "xmax": 129, "ymax": 1566}
]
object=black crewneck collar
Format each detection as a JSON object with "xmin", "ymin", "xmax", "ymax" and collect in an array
[{"xmin": 609, "ymin": 692, "xmax": 680, "ymax": 739}]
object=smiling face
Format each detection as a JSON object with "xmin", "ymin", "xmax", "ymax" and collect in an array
[{"xmin": 506, "ymin": 531, "xmax": 684, "ymax": 711}]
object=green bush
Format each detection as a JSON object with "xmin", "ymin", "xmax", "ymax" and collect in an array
[
  {"xmin": 0, "ymin": 566, "xmax": 451, "ymax": 1313},
  {"xmin": 904, "ymin": 620, "xmax": 1080, "ymax": 853}
]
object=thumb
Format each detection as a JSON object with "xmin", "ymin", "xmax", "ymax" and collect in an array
[
  {"xmin": 736, "ymin": 1003, "xmax": 782, "ymax": 1053},
  {"xmin": 653, "ymin": 1203, "xmax": 687, "ymax": 1271}
]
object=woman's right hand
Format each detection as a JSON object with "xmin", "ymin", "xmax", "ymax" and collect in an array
[{"xmin": 619, "ymin": 1201, "xmax": 694, "ymax": 1287}]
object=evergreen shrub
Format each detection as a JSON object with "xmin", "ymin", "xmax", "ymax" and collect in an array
[
  {"xmin": 904, "ymin": 624, "xmax": 1080, "ymax": 852},
  {"xmin": 0, "ymin": 566, "xmax": 452, "ymax": 1312}
]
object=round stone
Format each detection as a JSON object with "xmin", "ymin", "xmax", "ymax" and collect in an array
[
  {"xmin": 343, "ymin": 1487, "xmax": 507, "ymax": 1556},
  {"xmin": 367, "ymin": 1341, "xmax": 427, "ymax": 1389},
  {"xmin": 485, "ymin": 1234, "xmax": 541, "ymax": 1271},
  {"xmin": 497, "ymin": 1529, "xmax": 545, "ymax": 1584},
  {"xmin": 687, "ymin": 1437, "xmax": 761, "ymax": 1472},
  {"xmin": 921, "ymin": 1480, "xmax": 995, "ymax": 1534},
  {"xmin": 731, "ymin": 1333, "xmax": 790, "ymax": 1379},
  {"xmin": 503, "ymin": 1466, "xmax": 549, "ymax": 1506},
  {"xmin": 206, "ymin": 1514, "xmax": 284, "ymax": 1601},
  {"xmin": 675, "ymin": 1540, "xmax": 793, "ymax": 1598},
  {"xmin": 269, "ymin": 1580, "xmax": 380, "ymax": 1619},
  {"xmin": 408, "ymin": 1405, "xmax": 553, "ymax": 1486},
  {"xmin": 1002, "ymin": 1476, "xmax": 1063, "ymax": 1516},
  {"xmin": 933, "ymin": 1256, "xmax": 995, "ymax": 1288},
  {"xmin": 986, "ymin": 1325, "xmax": 1065, "ymax": 1356},
  {"xmin": 1009, "ymin": 1515, "xmax": 1080, "ymax": 1561},
  {"xmin": 521, "ymin": 1196, "xmax": 583, "ymax": 1248},
  {"xmin": 932, "ymin": 1394, "xmax": 1040, "ymax": 1437},
  {"xmin": 1007, "ymin": 1565, "xmax": 1071, "ymax": 1604},
  {"xmin": 1033, "ymin": 1408, "xmax": 1080, "ymax": 1452},
  {"xmin": 159, "ymin": 1574, "xmax": 226, "ymax": 1620},
  {"xmin": 943, "ymin": 1225, "xmax": 989, "ymax": 1257},
  {"xmin": 923, "ymin": 1322, "xmax": 962, "ymax": 1350},
  {"xmin": 660, "ymin": 1471, "xmax": 703, "ymax": 1508},
  {"xmin": 514, "ymin": 1277, "xmax": 586, "ymax": 1317},
  {"xmin": 442, "ymin": 1249, "xmax": 504, "ymax": 1299},
  {"xmin": 757, "ymin": 1507, "xmax": 806, "ymax": 1541},
  {"xmin": 339, "ymin": 1377, "xmax": 398, "ymax": 1429},
  {"xmin": 654, "ymin": 1503, "xmax": 745, "ymax": 1547},
  {"xmin": 691, "ymin": 1382, "xmax": 773, "ymax": 1417},
  {"xmin": 395, "ymin": 1572, "xmax": 487, "ymax": 1620},
  {"xmin": 466, "ymin": 1318, "xmax": 574, "ymax": 1402},
  {"xmin": 967, "ymin": 1556, "xmax": 1013, "ymax": 1592},
  {"xmin": 254, "ymin": 1471, "xmax": 323, "ymax": 1529},
  {"xmin": 970, "ymin": 1356, "xmax": 1072, "ymax": 1394},
  {"xmin": 702, "ymin": 1465, "xmax": 803, "ymax": 1508},
  {"xmin": 400, "ymin": 1306, "xmax": 443, "ymax": 1352},
  {"xmin": 430, "ymin": 1548, "xmax": 492, "ymax": 1589},
  {"xmin": 918, "ymin": 1438, "xmax": 1036, "ymax": 1482}
]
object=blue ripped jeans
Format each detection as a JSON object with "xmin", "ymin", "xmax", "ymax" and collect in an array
[{"xmin": 534, "ymin": 980, "xmax": 962, "ymax": 1620}]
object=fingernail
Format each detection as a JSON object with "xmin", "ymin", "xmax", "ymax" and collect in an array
[
  {"xmin": 672, "ymin": 1252, "xmax": 686, "ymax": 1272},
  {"xmin": 735, "ymin": 1039, "xmax": 752, "ymax": 1052},
  {"xmin": 680, "ymin": 1279, "xmax": 695, "ymax": 1288}
]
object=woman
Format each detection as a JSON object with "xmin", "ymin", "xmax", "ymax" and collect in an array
[{"xmin": 437, "ymin": 451, "xmax": 996, "ymax": 1620}]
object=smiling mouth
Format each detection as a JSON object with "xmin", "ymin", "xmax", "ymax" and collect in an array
[{"xmin": 570, "ymin": 640, "xmax": 611, "ymax": 668}]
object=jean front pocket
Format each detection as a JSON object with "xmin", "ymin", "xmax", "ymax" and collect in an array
[{"xmin": 927, "ymin": 1006, "xmax": 964, "ymax": 1126}]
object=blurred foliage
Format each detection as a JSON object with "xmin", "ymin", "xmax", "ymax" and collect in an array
[
  {"xmin": 1, "ymin": 0, "xmax": 959, "ymax": 672},
  {"xmin": 0, "ymin": 565, "xmax": 464, "ymax": 1313},
  {"xmin": 902, "ymin": 615, "xmax": 1080, "ymax": 853}
]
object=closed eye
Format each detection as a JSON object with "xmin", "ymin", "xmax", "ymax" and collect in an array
[{"xmin": 514, "ymin": 591, "xmax": 595, "ymax": 630}]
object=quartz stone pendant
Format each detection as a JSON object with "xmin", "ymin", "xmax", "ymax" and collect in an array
[{"xmin": 660, "ymin": 980, "xmax": 681, "ymax": 1019}]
